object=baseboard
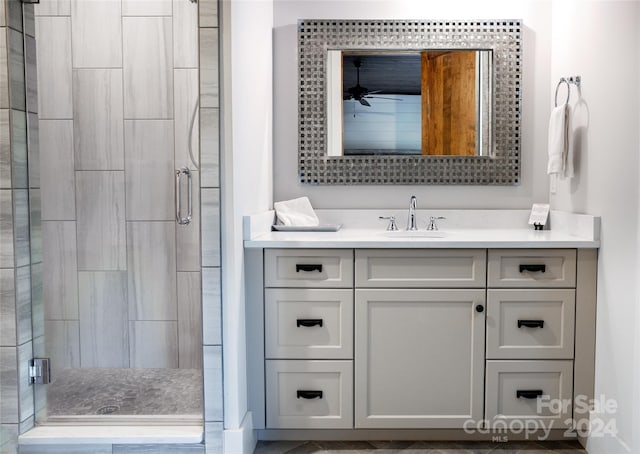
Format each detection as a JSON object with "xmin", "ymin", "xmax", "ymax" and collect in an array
[
  {"xmin": 583, "ymin": 410, "xmax": 633, "ymax": 454},
  {"xmin": 223, "ymin": 411, "xmax": 257, "ymax": 454}
]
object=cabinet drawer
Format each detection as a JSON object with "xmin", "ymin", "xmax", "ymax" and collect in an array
[
  {"xmin": 265, "ymin": 360, "xmax": 353, "ymax": 429},
  {"xmin": 488, "ymin": 249, "xmax": 576, "ymax": 288},
  {"xmin": 265, "ymin": 289, "xmax": 353, "ymax": 359},
  {"xmin": 265, "ymin": 249, "xmax": 353, "ymax": 288},
  {"xmin": 355, "ymin": 249, "xmax": 486, "ymax": 288},
  {"xmin": 485, "ymin": 360, "xmax": 573, "ymax": 428},
  {"xmin": 486, "ymin": 290, "xmax": 575, "ymax": 359}
]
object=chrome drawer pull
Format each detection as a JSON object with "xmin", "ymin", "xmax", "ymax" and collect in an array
[
  {"xmin": 296, "ymin": 319, "xmax": 323, "ymax": 328},
  {"xmin": 296, "ymin": 264, "xmax": 323, "ymax": 273},
  {"xmin": 519, "ymin": 264, "xmax": 546, "ymax": 273},
  {"xmin": 297, "ymin": 390, "xmax": 323, "ymax": 400},
  {"xmin": 516, "ymin": 389, "xmax": 544, "ymax": 399},
  {"xmin": 518, "ymin": 319, "xmax": 545, "ymax": 328}
]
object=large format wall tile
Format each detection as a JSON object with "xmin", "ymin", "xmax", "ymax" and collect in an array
[
  {"xmin": 71, "ymin": 0, "xmax": 122, "ymax": 68},
  {"xmin": 0, "ymin": 346, "xmax": 18, "ymax": 423},
  {"xmin": 17, "ymin": 341, "xmax": 34, "ymax": 423},
  {"xmin": 123, "ymin": 17, "xmax": 173, "ymax": 119},
  {"xmin": 199, "ymin": 0, "xmax": 218, "ymax": 28},
  {"xmin": 202, "ymin": 267, "xmax": 221, "ymax": 346},
  {"xmin": 176, "ymin": 171, "xmax": 200, "ymax": 271},
  {"xmin": 29, "ymin": 188, "xmax": 41, "ymax": 264},
  {"xmin": 12, "ymin": 190, "xmax": 30, "ymax": 267},
  {"xmin": 35, "ymin": 17, "xmax": 72, "ymax": 119},
  {"xmin": 174, "ymin": 69, "xmax": 199, "ymax": 168},
  {"xmin": 129, "ymin": 321, "xmax": 178, "ymax": 368},
  {"xmin": 1, "ymin": 423, "xmax": 18, "ymax": 453},
  {"xmin": 6, "ymin": 0, "xmax": 23, "ymax": 31},
  {"xmin": 0, "ymin": 189, "xmax": 13, "ymax": 268},
  {"xmin": 0, "ymin": 32, "xmax": 8, "ymax": 109},
  {"xmin": 39, "ymin": 120, "xmax": 75, "ymax": 220},
  {"xmin": 122, "ymin": 0, "xmax": 172, "ymax": 16},
  {"xmin": 42, "ymin": 221, "xmax": 78, "ymax": 320},
  {"xmin": 173, "ymin": 0, "xmax": 198, "ymax": 68},
  {"xmin": 10, "ymin": 110, "xmax": 27, "ymax": 189},
  {"xmin": 25, "ymin": 35, "xmax": 37, "ymax": 114},
  {"xmin": 199, "ymin": 29, "xmax": 218, "ymax": 109},
  {"xmin": 124, "ymin": 120, "xmax": 174, "ymax": 220},
  {"xmin": 15, "ymin": 265, "xmax": 32, "ymax": 345},
  {"xmin": 200, "ymin": 108, "xmax": 219, "ymax": 188},
  {"xmin": 73, "ymin": 69, "xmax": 124, "ymax": 170},
  {"xmin": 44, "ymin": 320, "xmax": 80, "ymax": 375},
  {"xmin": 0, "ymin": 269, "xmax": 16, "ymax": 346},
  {"xmin": 201, "ymin": 188, "xmax": 220, "ymax": 267},
  {"xmin": 127, "ymin": 221, "xmax": 177, "ymax": 320},
  {"xmin": 76, "ymin": 171, "xmax": 126, "ymax": 271},
  {"xmin": 0, "ymin": 110, "xmax": 10, "ymax": 189},
  {"xmin": 78, "ymin": 271, "xmax": 129, "ymax": 368},
  {"xmin": 31, "ymin": 263, "xmax": 43, "ymax": 339},
  {"xmin": 203, "ymin": 346, "xmax": 222, "ymax": 421},
  {"xmin": 8, "ymin": 29, "xmax": 25, "ymax": 111},
  {"xmin": 205, "ymin": 422, "xmax": 223, "ymax": 454},
  {"xmin": 27, "ymin": 112, "xmax": 39, "ymax": 189},
  {"xmin": 177, "ymin": 272, "xmax": 202, "ymax": 369},
  {"xmin": 35, "ymin": 0, "xmax": 71, "ymax": 16}
]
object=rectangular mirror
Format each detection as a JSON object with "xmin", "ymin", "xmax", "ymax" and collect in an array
[
  {"xmin": 327, "ymin": 50, "xmax": 493, "ymax": 157},
  {"xmin": 298, "ymin": 20, "xmax": 522, "ymax": 185}
]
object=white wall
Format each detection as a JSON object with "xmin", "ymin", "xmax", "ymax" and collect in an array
[
  {"xmin": 220, "ymin": 0, "xmax": 273, "ymax": 444},
  {"xmin": 550, "ymin": 1, "xmax": 640, "ymax": 453},
  {"xmin": 273, "ymin": 0, "xmax": 552, "ymax": 209}
]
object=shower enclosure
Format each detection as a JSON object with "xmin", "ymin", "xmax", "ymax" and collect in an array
[{"xmin": 1, "ymin": 0, "xmax": 222, "ymax": 449}]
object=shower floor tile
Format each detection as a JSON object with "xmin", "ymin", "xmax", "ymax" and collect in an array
[{"xmin": 45, "ymin": 368, "xmax": 203, "ymax": 417}]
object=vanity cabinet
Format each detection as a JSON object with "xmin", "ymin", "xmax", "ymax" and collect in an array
[
  {"xmin": 354, "ymin": 249, "xmax": 486, "ymax": 428},
  {"xmin": 485, "ymin": 249, "xmax": 577, "ymax": 429},
  {"xmin": 256, "ymin": 247, "xmax": 594, "ymax": 434},
  {"xmin": 263, "ymin": 249, "xmax": 354, "ymax": 429},
  {"xmin": 355, "ymin": 288, "xmax": 485, "ymax": 428}
]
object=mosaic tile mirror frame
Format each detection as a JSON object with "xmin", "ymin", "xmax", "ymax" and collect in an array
[{"xmin": 298, "ymin": 19, "xmax": 522, "ymax": 185}]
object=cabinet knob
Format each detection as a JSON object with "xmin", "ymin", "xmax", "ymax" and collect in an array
[{"xmin": 475, "ymin": 305, "xmax": 484, "ymax": 313}]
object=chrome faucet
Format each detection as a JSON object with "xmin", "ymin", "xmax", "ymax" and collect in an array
[{"xmin": 406, "ymin": 195, "xmax": 418, "ymax": 231}]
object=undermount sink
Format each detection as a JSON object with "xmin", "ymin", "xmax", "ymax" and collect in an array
[{"xmin": 383, "ymin": 230, "xmax": 447, "ymax": 238}]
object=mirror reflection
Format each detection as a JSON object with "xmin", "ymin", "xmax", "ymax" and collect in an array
[{"xmin": 326, "ymin": 50, "xmax": 493, "ymax": 157}]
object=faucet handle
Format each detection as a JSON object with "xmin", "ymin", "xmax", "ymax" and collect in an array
[
  {"xmin": 427, "ymin": 216, "xmax": 446, "ymax": 231},
  {"xmin": 379, "ymin": 216, "xmax": 399, "ymax": 231}
]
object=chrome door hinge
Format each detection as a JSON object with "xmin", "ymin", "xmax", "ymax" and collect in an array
[{"xmin": 29, "ymin": 358, "xmax": 51, "ymax": 384}]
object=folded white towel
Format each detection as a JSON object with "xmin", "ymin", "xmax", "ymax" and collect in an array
[
  {"xmin": 547, "ymin": 103, "xmax": 571, "ymax": 178},
  {"xmin": 274, "ymin": 197, "xmax": 319, "ymax": 226}
]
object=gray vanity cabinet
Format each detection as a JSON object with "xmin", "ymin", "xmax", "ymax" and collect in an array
[
  {"xmin": 353, "ymin": 249, "xmax": 487, "ymax": 428},
  {"xmin": 354, "ymin": 288, "xmax": 485, "ymax": 428},
  {"xmin": 254, "ymin": 247, "xmax": 597, "ymax": 435}
]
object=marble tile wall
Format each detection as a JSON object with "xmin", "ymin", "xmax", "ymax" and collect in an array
[{"xmin": 1, "ymin": 0, "xmax": 40, "ymax": 448}]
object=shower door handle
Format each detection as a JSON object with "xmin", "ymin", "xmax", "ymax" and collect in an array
[{"xmin": 176, "ymin": 167, "xmax": 193, "ymax": 225}]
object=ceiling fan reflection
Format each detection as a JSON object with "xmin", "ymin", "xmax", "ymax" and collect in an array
[{"xmin": 344, "ymin": 59, "xmax": 402, "ymax": 107}]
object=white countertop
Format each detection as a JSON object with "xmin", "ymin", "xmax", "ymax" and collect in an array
[{"xmin": 243, "ymin": 210, "xmax": 600, "ymax": 249}]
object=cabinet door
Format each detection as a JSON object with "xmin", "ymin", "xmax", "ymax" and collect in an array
[{"xmin": 355, "ymin": 289, "xmax": 485, "ymax": 428}]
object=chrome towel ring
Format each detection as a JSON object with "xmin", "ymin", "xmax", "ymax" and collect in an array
[{"xmin": 555, "ymin": 75, "xmax": 581, "ymax": 107}]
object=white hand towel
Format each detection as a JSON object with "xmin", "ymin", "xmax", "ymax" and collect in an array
[
  {"xmin": 547, "ymin": 103, "xmax": 570, "ymax": 177},
  {"xmin": 274, "ymin": 197, "xmax": 320, "ymax": 226}
]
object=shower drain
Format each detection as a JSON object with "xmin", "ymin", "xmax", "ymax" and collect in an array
[{"xmin": 96, "ymin": 405, "xmax": 120, "ymax": 415}]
